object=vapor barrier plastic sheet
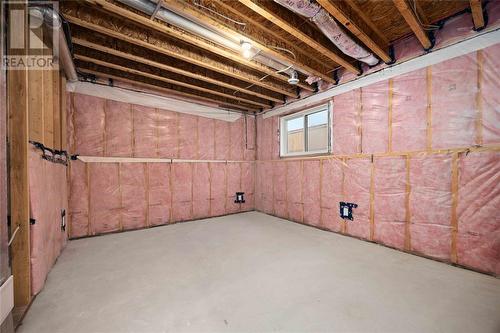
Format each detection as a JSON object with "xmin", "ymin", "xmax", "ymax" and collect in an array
[
  {"xmin": 69, "ymin": 93, "xmax": 255, "ymax": 161},
  {"xmin": 69, "ymin": 161, "xmax": 254, "ymax": 238},
  {"xmin": 255, "ymin": 43, "xmax": 500, "ymax": 276},
  {"xmin": 29, "ymin": 146, "xmax": 68, "ymax": 295}
]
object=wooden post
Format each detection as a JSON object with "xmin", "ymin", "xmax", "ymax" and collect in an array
[{"xmin": 7, "ymin": 1, "xmax": 31, "ymax": 307}]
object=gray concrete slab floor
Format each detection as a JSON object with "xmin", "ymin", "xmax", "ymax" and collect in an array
[{"xmin": 17, "ymin": 212, "xmax": 500, "ymax": 333}]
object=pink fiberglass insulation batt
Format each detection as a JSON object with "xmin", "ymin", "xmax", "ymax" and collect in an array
[
  {"xmin": 68, "ymin": 94, "xmax": 255, "ymax": 160},
  {"xmin": 373, "ymin": 157, "xmax": 407, "ymax": 250},
  {"xmin": 29, "ymin": 146, "xmax": 68, "ymax": 295},
  {"xmin": 392, "ymin": 69, "xmax": 428, "ymax": 152},
  {"xmin": 457, "ymin": 152, "xmax": 500, "ymax": 275},
  {"xmin": 361, "ymin": 81, "xmax": 390, "ymax": 154},
  {"xmin": 332, "ymin": 89, "xmax": 361, "ymax": 155},
  {"xmin": 68, "ymin": 161, "xmax": 254, "ymax": 238},
  {"xmin": 255, "ymin": 45, "xmax": 500, "ymax": 276}
]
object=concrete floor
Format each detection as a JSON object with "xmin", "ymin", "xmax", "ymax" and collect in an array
[{"xmin": 18, "ymin": 212, "xmax": 500, "ymax": 333}]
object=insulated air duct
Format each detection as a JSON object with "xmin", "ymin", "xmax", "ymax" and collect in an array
[
  {"xmin": 273, "ymin": 0, "xmax": 379, "ymax": 66},
  {"xmin": 29, "ymin": 6, "xmax": 78, "ymax": 81}
]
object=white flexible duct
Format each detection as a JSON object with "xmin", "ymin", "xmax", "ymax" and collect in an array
[{"xmin": 273, "ymin": 0, "xmax": 379, "ymax": 66}]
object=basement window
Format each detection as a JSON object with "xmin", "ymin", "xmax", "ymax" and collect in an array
[{"xmin": 280, "ymin": 103, "xmax": 331, "ymax": 157}]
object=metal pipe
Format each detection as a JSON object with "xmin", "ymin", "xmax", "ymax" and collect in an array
[
  {"xmin": 29, "ymin": 6, "xmax": 78, "ymax": 81},
  {"xmin": 116, "ymin": 0, "xmax": 299, "ymax": 76}
]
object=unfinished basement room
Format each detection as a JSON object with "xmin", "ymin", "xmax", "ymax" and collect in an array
[{"xmin": 0, "ymin": 0, "xmax": 499, "ymax": 332}]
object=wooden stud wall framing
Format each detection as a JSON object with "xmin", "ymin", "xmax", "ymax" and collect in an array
[{"xmin": 8, "ymin": 0, "xmax": 31, "ymax": 307}]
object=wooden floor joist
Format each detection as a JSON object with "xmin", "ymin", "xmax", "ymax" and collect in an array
[
  {"xmin": 75, "ymin": 54, "xmax": 272, "ymax": 108},
  {"xmin": 72, "ymin": 38, "xmax": 284, "ymax": 104},
  {"xmin": 316, "ymin": 0, "xmax": 392, "ymax": 63},
  {"xmin": 63, "ymin": 15, "xmax": 300, "ymax": 98},
  {"xmin": 470, "ymin": 0, "xmax": 486, "ymax": 30},
  {"xmin": 79, "ymin": 1, "xmax": 314, "ymax": 92},
  {"xmin": 77, "ymin": 68, "xmax": 261, "ymax": 113},
  {"xmin": 238, "ymin": 0, "xmax": 359, "ymax": 73},
  {"xmin": 157, "ymin": 0, "xmax": 341, "ymax": 81},
  {"xmin": 393, "ymin": 0, "xmax": 433, "ymax": 50}
]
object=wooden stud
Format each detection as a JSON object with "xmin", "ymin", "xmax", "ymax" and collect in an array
[
  {"xmin": 358, "ymin": 88, "xmax": 363, "ymax": 153},
  {"xmin": 169, "ymin": 163, "xmax": 173, "ymax": 223},
  {"xmin": 393, "ymin": 0, "xmax": 432, "ymax": 50},
  {"xmin": 450, "ymin": 152, "xmax": 459, "ymax": 263},
  {"xmin": 42, "ymin": 67, "xmax": 54, "ymax": 147},
  {"xmin": 319, "ymin": 159, "xmax": 324, "ymax": 228},
  {"xmin": 340, "ymin": 157, "xmax": 347, "ymax": 234},
  {"xmin": 369, "ymin": 157, "xmax": 375, "ymax": 241},
  {"xmin": 388, "ymin": 79, "xmax": 393, "ymax": 152},
  {"xmin": 86, "ymin": 163, "xmax": 92, "ymax": 236},
  {"xmin": 8, "ymin": 2, "xmax": 31, "ymax": 305},
  {"xmin": 131, "ymin": 104, "xmax": 135, "ymax": 157},
  {"xmin": 75, "ymin": 55, "xmax": 271, "ymax": 108},
  {"xmin": 470, "ymin": 0, "xmax": 486, "ymax": 30},
  {"xmin": 103, "ymin": 100, "xmax": 107, "ymax": 156},
  {"xmin": 300, "ymin": 160, "xmax": 304, "ymax": 223},
  {"xmin": 404, "ymin": 155, "xmax": 411, "ymax": 251},
  {"xmin": 28, "ymin": 67, "xmax": 44, "ymax": 143},
  {"xmin": 68, "ymin": 4, "xmax": 310, "ymax": 92},
  {"xmin": 239, "ymin": 0, "xmax": 361, "ymax": 72},
  {"xmin": 52, "ymin": 70, "xmax": 61, "ymax": 150},
  {"xmin": 145, "ymin": 163, "xmax": 150, "ymax": 227},
  {"xmin": 73, "ymin": 38, "xmax": 285, "ymax": 103},
  {"xmin": 476, "ymin": 50, "xmax": 484, "ymax": 145},
  {"xmin": 118, "ymin": 163, "xmax": 123, "ymax": 231},
  {"xmin": 426, "ymin": 66, "xmax": 433, "ymax": 151},
  {"xmin": 60, "ymin": 75, "xmax": 67, "ymax": 150},
  {"xmin": 316, "ymin": 0, "xmax": 392, "ymax": 63}
]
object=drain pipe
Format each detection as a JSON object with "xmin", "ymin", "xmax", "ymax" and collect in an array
[{"xmin": 28, "ymin": 6, "xmax": 78, "ymax": 81}]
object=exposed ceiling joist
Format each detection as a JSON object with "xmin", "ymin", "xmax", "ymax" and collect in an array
[
  {"xmin": 72, "ymin": 38, "xmax": 285, "ymax": 103},
  {"xmin": 210, "ymin": 0, "xmax": 323, "ymax": 72},
  {"xmin": 315, "ymin": 0, "xmax": 392, "ymax": 63},
  {"xmin": 63, "ymin": 14, "xmax": 299, "ymax": 97},
  {"xmin": 238, "ymin": 0, "xmax": 360, "ymax": 71},
  {"xmin": 161, "ymin": 0, "xmax": 342, "ymax": 81},
  {"xmin": 83, "ymin": 0, "xmax": 314, "ymax": 92},
  {"xmin": 393, "ymin": 0, "xmax": 432, "ymax": 50},
  {"xmin": 469, "ymin": 0, "xmax": 485, "ymax": 30},
  {"xmin": 77, "ymin": 68, "xmax": 261, "ymax": 113},
  {"xmin": 75, "ymin": 54, "xmax": 272, "ymax": 108}
]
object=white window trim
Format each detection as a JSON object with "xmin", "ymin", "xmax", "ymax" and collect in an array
[{"xmin": 279, "ymin": 102, "xmax": 332, "ymax": 158}]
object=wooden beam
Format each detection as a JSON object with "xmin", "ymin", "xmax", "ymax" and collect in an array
[
  {"xmin": 60, "ymin": 74, "xmax": 67, "ymax": 150},
  {"xmin": 52, "ymin": 70, "xmax": 62, "ymax": 150},
  {"xmin": 470, "ymin": 0, "xmax": 485, "ymax": 30},
  {"xmin": 77, "ymin": 68, "xmax": 261, "ymax": 113},
  {"xmin": 238, "ymin": 0, "xmax": 360, "ymax": 71},
  {"xmin": 315, "ymin": 0, "xmax": 392, "ymax": 63},
  {"xmin": 73, "ymin": 1, "xmax": 313, "ymax": 92},
  {"xmin": 72, "ymin": 37, "xmax": 284, "ymax": 103},
  {"xmin": 8, "ymin": 1, "xmax": 31, "ymax": 307},
  {"xmin": 161, "ymin": 0, "xmax": 344, "ymax": 80},
  {"xmin": 75, "ymin": 54, "xmax": 271, "ymax": 108},
  {"xmin": 64, "ymin": 15, "xmax": 301, "ymax": 97},
  {"xmin": 393, "ymin": 0, "xmax": 432, "ymax": 50}
]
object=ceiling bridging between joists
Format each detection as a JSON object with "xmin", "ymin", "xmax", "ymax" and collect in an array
[{"xmin": 60, "ymin": 0, "xmax": 483, "ymax": 113}]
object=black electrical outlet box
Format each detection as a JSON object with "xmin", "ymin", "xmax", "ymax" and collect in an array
[
  {"xmin": 234, "ymin": 192, "xmax": 245, "ymax": 203},
  {"xmin": 339, "ymin": 202, "xmax": 358, "ymax": 221},
  {"xmin": 61, "ymin": 209, "xmax": 66, "ymax": 231}
]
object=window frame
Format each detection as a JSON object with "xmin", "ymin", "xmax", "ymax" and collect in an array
[{"xmin": 279, "ymin": 102, "xmax": 332, "ymax": 158}]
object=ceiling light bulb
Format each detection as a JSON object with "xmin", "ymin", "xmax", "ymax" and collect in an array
[
  {"xmin": 240, "ymin": 41, "xmax": 252, "ymax": 51},
  {"xmin": 242, "ymin": 48, "xmax": 252, "ymax": 59}
]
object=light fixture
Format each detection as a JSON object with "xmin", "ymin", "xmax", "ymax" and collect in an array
[
  {"xmin": 240, "ymin": 41, "xmax": 252, "ymax": 59},
  {"xmin": 288, "ymin": 70, "xmax": 299, "ymax": 85}
]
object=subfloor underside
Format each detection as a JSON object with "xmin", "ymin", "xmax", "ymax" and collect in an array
[{"xmin": 18, "ymin": 212, "xmax": 500, "ymax": 333}]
